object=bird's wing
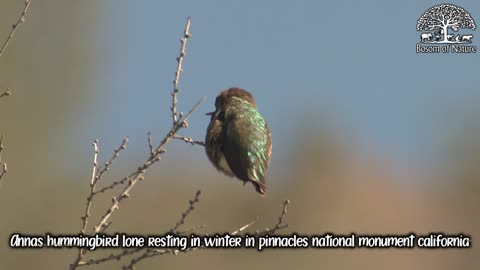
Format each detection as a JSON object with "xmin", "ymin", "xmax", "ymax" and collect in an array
[
  {"xmin": 223, "ymin": 98, "xmax": 271, "ymax": 194},
  {"xmin": 205, "ymin": 119, "xmax": 235, "ymax": 177}
]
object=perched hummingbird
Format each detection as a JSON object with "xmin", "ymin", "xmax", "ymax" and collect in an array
[{"xmin": 205, "ymin": 87, "xmax": 272, "ymax": 195}]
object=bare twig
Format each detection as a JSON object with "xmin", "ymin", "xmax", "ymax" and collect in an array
[
  {"xmin": 95, "ymin": 138, "xmax": 128, "ymax": 184},
  {"xmin": 122, "ymin": 248, "xmax": 180, "ymax": 270},
  {"xmin": 171, "ymin": 190, "xmax": 201, "ymax": 234},
  {"xmin": 123, "ymin": 220, "xmax": 256, "ymax": 269},
  {"xmin": 70, "ymin": 139, "xmax": 129, "ymax": 269},
  {"xmin": 255, "ymin": 200, "xmax": 290, "ymax": 235},
  {"xmin": 0, "ymin": 0, "xmax": 32, "ymax": 187},
  {"xmin": 94, "ymin": 171, "xmax": 137, "ymax": 195},
  {"xmin": 77, "ymin": 249, "xmax": 143, "ymax": 267},
  {"xmin": 80, "ymin": 199, "xmax": 290, "ymax": 269},
  {"xmin": 171, "ymin": 17, "xmax": 191, "ymax": 124},
  {"xmin": 176, "ymin": 224, "xmax": 206, "ymax": 235},
  {"xmin": 0, "ymin": 0, "xmax": 33, "ymax": 58},
  {"xmin": 92, "ymin": 97, "xmax": 205, "ymax": 195},
  {"xmin": 92, "ymin": 175, "xmax": 141, "ymax": 234},
  {"xmin": 123, "ymin": 202, "xmax": 290, "ymax": 270},
  {"xmin": 147, "ymin": 131, "xmax": 154, "ymax": 157},
  {"xmin": 70, "ymin": 17, "xmax": 202, "ymax": 270},
  {"xmin": 0, "ymin": 136, "xmax": 7, "ymax": 184},
  {"xmin": 70, "ymin": 140, "xmax": 99, "ymax": 267},
  {"xmin": 89, "ymin": 140, "xmax": 100, "ymax": 187},
  {"xmin": 231, "ymin": 220, "xmax": 256, "ymax": 235},
  {"xmin": 77, "ymin": 190, "xmax": 205, "ymax": 267},
  {"xmin": 173, "ymin": 134, "xmax": 205, "ymax": 146},
  {"xmin": 84, "ymin": 138, "xmax": 128, "ymax": 231},
  {"xmin": 0, "ymin": 162, "xmax": 5, "ymax": 184}
]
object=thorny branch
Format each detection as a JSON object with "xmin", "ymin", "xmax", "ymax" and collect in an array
[
  {"xmin": 71, "ymin": 138, "xmax": 129, "ymax": 268},
  {"xmin": 69, "ymin": 17, "xmax": 205, "ymax": 270},
  {"xmin": 0, "ymin": 0, "xmax": 33, "ymax": 186},
  {"xmin": 0, "ymin": 92, "xmax": 12, "ymax": 185},
  {"xmin": 90, "ymin": 97, "xmax": 204, "ymax": 197},
  {"xmin": 171, "ymin": 190, "xmax": 201, "ymax": 234},
  {"xmin": 171, "ymin": 16, "xmax": 191, "ymax": 124},
  {"xmin": 0, "ymin": 0, "xmax": 33, "ymax": 58},
  {"xmin": 77, "ymin": 190, "xmax": 204, "ymax": 267},
  {"xmin": 90, "ymin": 95, "xmax": 203, "ymax": 232}
]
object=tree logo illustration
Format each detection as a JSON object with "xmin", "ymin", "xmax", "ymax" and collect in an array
[{"xmin": 417, "ymin": 3, "xmax": 476, "ymax": 44}]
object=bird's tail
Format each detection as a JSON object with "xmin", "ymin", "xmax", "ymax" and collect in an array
[{"xmin": 252, "ymin": 179, "xmax": 267, "ymax": 195}]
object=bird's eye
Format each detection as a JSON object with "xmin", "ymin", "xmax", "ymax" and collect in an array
[{"xmin": 217, "ymin": 111, "xmax": 225, "ymax": 121}]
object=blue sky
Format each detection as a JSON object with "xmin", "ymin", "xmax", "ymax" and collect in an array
[{"xmin": 75, "ymin": 0, "xmax": 480, "ymax": 172}]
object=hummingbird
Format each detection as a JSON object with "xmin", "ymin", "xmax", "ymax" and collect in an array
[{"xmin": 205, "ymin": 87, "xmax": 272, "ymax": 195}]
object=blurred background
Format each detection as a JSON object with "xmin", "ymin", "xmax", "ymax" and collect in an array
[{"xmin": 0, "ymin": 0, "xmax": 479, "ymax": 269}]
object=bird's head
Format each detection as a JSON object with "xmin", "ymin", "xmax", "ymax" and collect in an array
[{"xmin": 206, "ymin": 87, "xmax": 256, "ymax": 119}]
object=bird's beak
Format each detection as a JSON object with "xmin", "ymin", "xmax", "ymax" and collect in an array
[{"xmin": 206, "ymin": 112, "xmax": 214, "ymax": 116}]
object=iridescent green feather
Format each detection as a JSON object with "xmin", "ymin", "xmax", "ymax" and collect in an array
[{"xmin": 223, "ymin": 97, "xmax": 271, "ymax": 193}]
